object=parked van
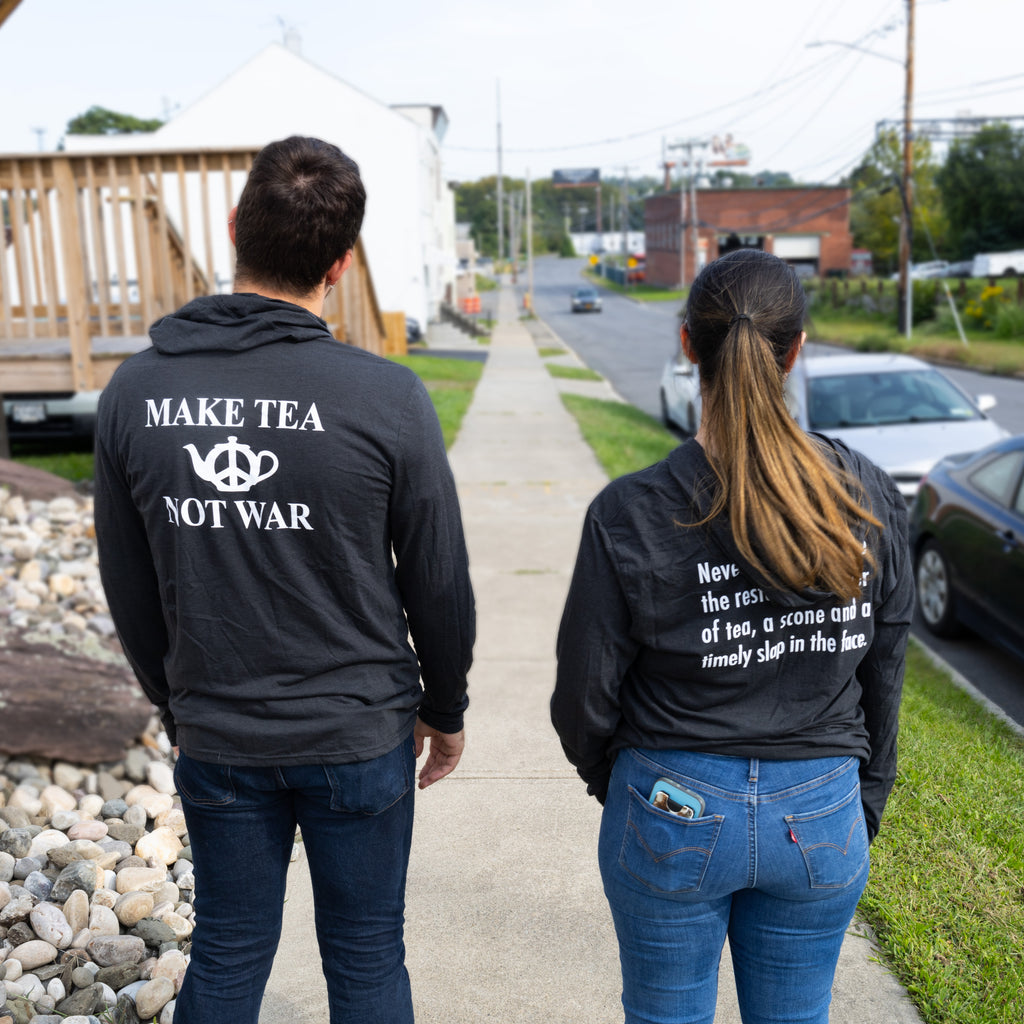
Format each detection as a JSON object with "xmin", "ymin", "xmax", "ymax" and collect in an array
[{"xmin": 971, "ymin": 250, "xmax": 1024, "ymax": 277}]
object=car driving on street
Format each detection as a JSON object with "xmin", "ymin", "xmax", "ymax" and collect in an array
[{"xmin": 571, "ymin": 287, "xmax": 602, "ymax": 313}]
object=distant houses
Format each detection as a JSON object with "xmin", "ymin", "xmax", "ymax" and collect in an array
[{"xmin": 64, "ymin": 40, "xmax": 457, "ymax": 327}]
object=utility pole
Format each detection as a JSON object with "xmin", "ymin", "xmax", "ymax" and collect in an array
[
  {"xmin": 526, "ymin": 169, "xmax": 534, "ymax": 311},
  {"xmin": 496, "ymin": 81, "xmax": 504, "ymax": 271},
  {"xmin": 669, "ymin": 138, "xmax": 708, "ymax": 287},
  {"xmin": 898, "ymin": 0, "xmax": 916, "ymax": 338},
  {"xmin": 689, "ymin": 142, "xmax": 702, "ymax": 285},
  {"xmin": 621, "ymin": 168, "xmax": 630, "ymax": 282},
  {"xmin": 507, "ymin": 192, "xmax": 517, "ymax": 282}
]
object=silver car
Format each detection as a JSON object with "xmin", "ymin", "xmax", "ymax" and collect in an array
[{"xmin": 660, "ymin": 351, "xmax": 1008, "ymax": 501}]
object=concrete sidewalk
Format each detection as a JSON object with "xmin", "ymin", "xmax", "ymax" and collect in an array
[{"xmin": 260, "ymin": 285, "xmax": 923, "ymax": 1023}]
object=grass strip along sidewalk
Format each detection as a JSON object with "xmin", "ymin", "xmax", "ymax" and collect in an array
[{"xmin": 560, "ymin": 393, "xmax": 1024, "ymax": 1024}]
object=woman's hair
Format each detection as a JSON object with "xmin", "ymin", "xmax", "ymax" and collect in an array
[
  {"xmin": 234, "ymin": 136, "xmax": 366, "ymax": 297},
  {"xmin": 684, "ymin": 248, "xmax": 880, "ymax": 600}
]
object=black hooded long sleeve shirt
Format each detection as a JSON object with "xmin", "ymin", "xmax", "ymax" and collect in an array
[
  {"xmin": 552, "ymin": 437, "xmax": 912, "ymax": 841},
  {"xmin": 95, "ymin": 293, "xmax": 474, "ymax": 765}
]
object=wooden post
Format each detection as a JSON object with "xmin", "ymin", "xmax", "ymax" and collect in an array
[
  {"xmin": 129, "ymin": 157, "xmax": 153, "ymax": 329},
  {"xmin": 52, "ymin": 157, "xmax": 93, "ymax": 392},
  {"xmin": 109, "ymin": 155, "xmax": 131, "ymax": 333},
  {"xmin": 32, "ymin": 159, "xmax": 59, "ymax": 335},
  {"xmin": 177, "ymin": 155, "xmax": 194, "ymax": 303},
  {"xmin": 152, "ymin": 156, "xmax": 174, "ymax": 313},
  {"xmin": 85, "ymin": 156, "xmax": 112, "ymax": 337},
  {"xmin": 9, "ymin": 160, "xmax": 34, "ymax": 338}
]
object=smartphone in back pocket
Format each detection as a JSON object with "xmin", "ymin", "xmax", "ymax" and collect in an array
[{"xmin": 649, "ymin": 777, "xmax": 705, "ymax": 819}]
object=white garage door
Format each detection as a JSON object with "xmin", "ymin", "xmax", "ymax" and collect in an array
[{"xmin": 773, "ymin": 235, "xmax": 821, "ymax": 259}]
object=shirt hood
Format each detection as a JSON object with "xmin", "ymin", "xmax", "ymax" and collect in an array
[{"xmin": 149, "ymin": 293, "xmax": 330, "ymax": 355}]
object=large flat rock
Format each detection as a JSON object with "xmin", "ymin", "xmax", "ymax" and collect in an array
[
  {"xmin": 0, "ymin": 634, "xmax": 151, "ymax": 763},
  {"xmin": 0, "ymin": 458, "xmax": 78, "ymax": 501}
]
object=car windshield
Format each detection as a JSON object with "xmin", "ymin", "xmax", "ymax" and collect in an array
[
  {"xmin": 575, "ymin": 289, "xmax": 597, "ymax": 298},
  {"xmin": 806, "ymin": 369, "xmax": 982, "ymax": 429}
]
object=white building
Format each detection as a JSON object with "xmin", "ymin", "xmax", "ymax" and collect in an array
[{"xmin": 64, "ymin": 40, "xmax": 456, "ymax": 326}]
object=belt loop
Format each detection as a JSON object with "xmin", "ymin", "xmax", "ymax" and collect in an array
[{"xmin": 748, "ymin": 758, "xmax": 758, "ymax": 784}]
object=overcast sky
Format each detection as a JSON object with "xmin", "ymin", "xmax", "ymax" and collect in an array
[{"xmin": 1, "ymin": 0, "xmax": 1021, "ymax": 186}]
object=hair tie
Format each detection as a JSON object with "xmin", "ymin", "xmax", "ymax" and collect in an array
[{"xmin": 729, "ymin": 312, "xmax": 753, "ymax": 327}]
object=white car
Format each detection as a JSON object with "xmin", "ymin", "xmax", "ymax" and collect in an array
[
  {"xmin": 888, "ymin": 261, "xmax": 950, "ymax": 281},
  {"xmin": 659, "ymin": 351, "xmax": 1008, "ymax": 501}
]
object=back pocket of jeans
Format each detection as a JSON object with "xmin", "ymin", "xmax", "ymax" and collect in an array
[
  {"xmin": 618, "ymin": 784, "xmax": 722, "ymax": 894},
  {"xmin": 324, "ymin": 739, "xmax": 412, "ymax": 815},
  {"xmin": 785, "ymin": 785, "xmax": 868, "ymax": 889},
  {"xmin": 174, "ymin": 756, "xmax": 235, "ymax": 806}
]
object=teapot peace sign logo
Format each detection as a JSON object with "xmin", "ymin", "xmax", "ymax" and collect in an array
[{"xmin": 183, "ymin": 436, "xmax": 279, "ymax": 493}]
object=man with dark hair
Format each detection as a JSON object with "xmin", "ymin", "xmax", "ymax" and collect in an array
[{"xmin": 94, "ymin": 136, "xmax": 474, "ymax": 1024}]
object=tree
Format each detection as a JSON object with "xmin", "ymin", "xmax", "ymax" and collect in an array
[
  {"xmin": 847, "ymin": 129, "xmax": 946, "ymax": 275},
  {"xmin": 454, "ymin": 174, "xmax": 662, "ymax": 259},
  {"xmin": 65, "ymin": 105, "xmax": 164, "ymax": 136},
  {"xmin": 937, "ymin": 122, "xmax": 1024, "ymax": 259},
  {"xmin": 705, "ymin": 169, "xmax": 795, "ymax": 188}
]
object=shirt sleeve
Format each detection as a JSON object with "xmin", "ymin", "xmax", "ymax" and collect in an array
[
  {"xmin": 552, "ymin": 507, "xmax": 639, "ymax": 802},
  {"xmin": 389, "ymin": 378, "xmax": 475, "ymax": 734},
  {"xmin": 857, "ymin": 485, "xmax": 914, "ymax": 841},
  {"xmin": 93, "ymin": 408, "xmax": 176, "ymax": 743}
]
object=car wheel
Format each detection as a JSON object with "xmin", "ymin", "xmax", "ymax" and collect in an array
[{"xmin": 915, "ymin": 539, "xmax": 962, "ymax": 638}]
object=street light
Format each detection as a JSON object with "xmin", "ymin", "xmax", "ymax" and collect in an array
[{"xmin": 807, "ymin": 0, "xmax": 915, "ymax": 338}]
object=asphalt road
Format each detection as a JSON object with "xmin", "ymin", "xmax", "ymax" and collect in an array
[{"xmin": 524, "ymin": 255, "xmax": 1024, "ymax": 727}]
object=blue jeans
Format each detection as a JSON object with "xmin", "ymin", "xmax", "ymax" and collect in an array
[
  {"xmin": 599, "ymin": 749, "xmax": 869, "ymax": 1024},
  {"xmin": 172, "ymin": 736, "xmax": 416, "ymax": 1024}
]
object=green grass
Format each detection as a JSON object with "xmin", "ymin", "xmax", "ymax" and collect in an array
[
  {"xmin": 537, "ymin": 346, "xmax": 566, "ymax": 358},
  {"xmin": 562, "ymin": 394, "xmax": 1024, "ymax": 1024},
  {"xmin": 546, "ymin": 364, "xmax": 603, "ymax": 382},
  {"xmin": 860, "ymin": 642, "xmax": 1024, "ymax": 1024},
  {"xmin": 560, "ymin": 394, "xmax": 678, "ymax": 480},
  {"xmin": 390, "ymin": 354, "xmax": 483, "ymax": 449},
  {"xmin": 8, "ymin": 445, "xmax": 95, "ymax": 481},
  {"xmin": 807, "ymin": 297, "xmax": 1024, "ymax": 374}
]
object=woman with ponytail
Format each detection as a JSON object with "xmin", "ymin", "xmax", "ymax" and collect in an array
[{"xmin": 552, "ymin": 249, "xmax": 913, "ymax": 1024}]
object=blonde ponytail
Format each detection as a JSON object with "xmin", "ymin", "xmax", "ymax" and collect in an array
[{"xmin": 684, "ymin": 251, "xmax": 880, "ymax": 600}]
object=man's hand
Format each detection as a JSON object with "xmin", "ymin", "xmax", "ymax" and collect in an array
[{"xmin": 414, "ymin": 718, "xmax": 465, "ymax": 789}]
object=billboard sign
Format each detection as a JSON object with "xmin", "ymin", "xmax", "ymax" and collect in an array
[
  {"xmin": 553, "ymin": 168, "xmax": 600, "ymax": 187},
  {"xmin": 706, "ymin": 135, "xmax": 751, "ymax": 167}
]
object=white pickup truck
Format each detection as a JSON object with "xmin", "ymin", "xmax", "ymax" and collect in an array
[{"xmin": 971, "ymin": 250, "xmax": 1024, "ymax": 277}]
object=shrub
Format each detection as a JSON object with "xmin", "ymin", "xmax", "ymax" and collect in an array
[
  {"xmin": 912, "ymin": 280, "xmax": 938, "ymax": 325},
  {"xmin": 854, "ymin": 332, "xmax": 893, "ymax": 352},
  {"xmin": 993, "ymin": 303, "xmax": 1024, "ymax": 339},
  {"xmin": 963, "ymin": 285, "xmax": 1007, "ymax": 330}
]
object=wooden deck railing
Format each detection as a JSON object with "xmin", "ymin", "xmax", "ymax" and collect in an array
[{"xmin": 1, "ymin": 146, "xmax": 395, "ymax": 396}]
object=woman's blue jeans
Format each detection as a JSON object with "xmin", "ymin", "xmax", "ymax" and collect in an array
[
  {"xmin": 172, "ymin": 736, "xmax": 415, "ymax": 1024},
  {"xmin": 599, "ymin": 748, "xmax": 870, "ymax": 1024}
]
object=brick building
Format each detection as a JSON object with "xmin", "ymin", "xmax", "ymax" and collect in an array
[{"xmin": 644, "ymin": 186, "xmax": 853, "ymax": 286}]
